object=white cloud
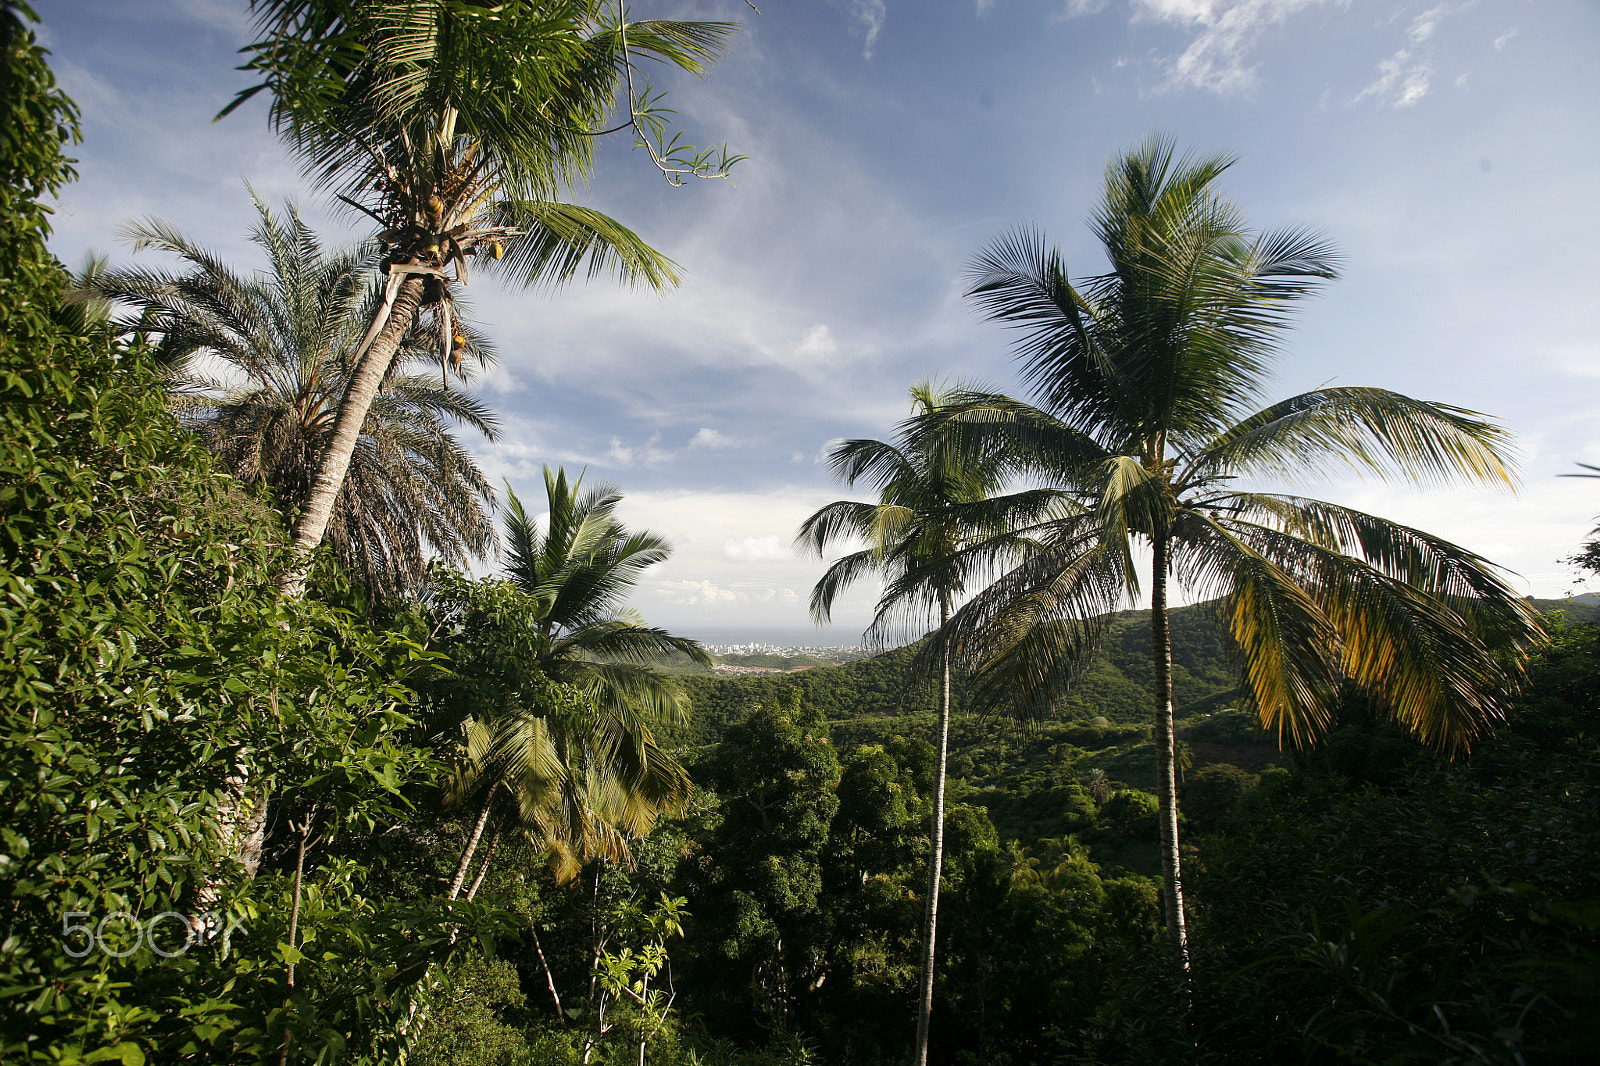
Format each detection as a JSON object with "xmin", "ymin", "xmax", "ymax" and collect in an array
[
  {"xmin": 476, "ymin": 363, "xmax": 522, "ymax": 395},
  {"xmin": 651, "ymin": 578, "xmax": 800, "ymax": 607},
  {"xmin": 1142, "ymin": 0, "xmax": 1327, "ymax": 96},
  {"xmin": 656, "ymin": 579, "xmax": 741, "ymax": 605},
  {"xmin": 1408, "ymin": 3, "xmax": 1446, "ymax": 44},
  {"xmin": 1355, "ymin": 4, "xmax": 1459, "ymax": 109},
  {"xmin": 1493, "ymin": 28, "xmax": 1518, "ymax": 52},
  {"xmin": 795, "ymin": 323, "xmax": 840, "ymax": 362},
  {"xmin": 1135, "ymin": 0, "xmax": 1217, "ymax": 22},
  {"xmin": 849, "ymin": 0, "xmax": 888, "ymax": 59},
  {"xmin": 1060, "ymin": 0, "xmax": 1112, "ymax": 15},
  {"xmin": 606, "ymin": 433, "xmax": 672, "ymax": 468},
  {"xmin": 724, "ymin": 534, "xmax": 793, "ymax": 562},
  {"xmin": 687, "ymin": 427, "xmax": 735, "ymax": 450}
]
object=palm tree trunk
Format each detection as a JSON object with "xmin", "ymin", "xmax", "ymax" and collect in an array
[
  {"xmin": 465, "ymin": 826, "xmax": 501, "ymax": 901},
  {"xmin": 913, "ymin": 593, "xmax": 954, "ymax": 1066},
  {"xmin": 449, "ymin": 801, "xmax": 493, "ymax": 901},
  {"xmin": 1151, "ymin": 532, "xmax": 1190, "ymax": 961},
  {"xmin": 277, "ymin": 272, "xmax": 427, "ymax": 596}
]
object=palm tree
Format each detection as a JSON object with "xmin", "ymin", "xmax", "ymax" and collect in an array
[
  {"xmin": 230, "ymin": 0, "xmax": 737, "ymax": 595},
  {"xmin": 796, "ymin": 383, "xmax": 1057, "ymax": 1066},
  {"xmin": 85, "ymin": 196, "xmax": 499, "ymax": 598},
  {"xmin": 432, "ymin": 465, "xmax": 708, "ymax": 888},
  {"xmin": 918, "ymin": 135, "xmax": 1543, "ymax": 957}
]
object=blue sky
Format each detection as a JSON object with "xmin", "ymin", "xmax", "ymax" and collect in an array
[{"xmin": 35, "ymin": 0, "xmax": 1600, "ymax": 641}]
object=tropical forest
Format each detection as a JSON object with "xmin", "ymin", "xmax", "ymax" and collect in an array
[{"xmin": 3, "ymin": 2, "xmax": 1598, "ymax": 1065}]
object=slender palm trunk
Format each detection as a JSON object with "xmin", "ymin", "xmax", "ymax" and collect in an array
[
  {"xmin": 449, "ymin": 801, "xmax": 493, "ymax": 900},
  {"xmin": 1150, "ymin": 532, "xmax": 1190, "ymax": 960},
  {"xmin": 277, "ymin": 273, "xmax": 427, "ymax": 596},
  {"xmin": 913, "ymin": 593, "xmax": 954, "ymax": 1066},
  {"xmin": 465, "ymin": 826, "xmax": 500, "ymax": 901}
]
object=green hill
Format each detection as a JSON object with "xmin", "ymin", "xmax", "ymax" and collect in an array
[
  {"xmin": 1530, "ymin": 596, "xmax": 1600, "ymax": 623},
  {"xmin": 669, "ymin": 598, "xmax": 1243, "ymax": 751}
]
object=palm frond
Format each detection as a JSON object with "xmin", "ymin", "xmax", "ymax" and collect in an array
[
  {"xmin": 1188, "ymin": 388, "xmax": 1519, "ymax": 490},
  {"xmin": 482, "ymin": 199, "xmax": 680, "ymax": 291},
  {"xmin": 1171, "ymin": 510, "xmax": 1341, "ymax": 747}
]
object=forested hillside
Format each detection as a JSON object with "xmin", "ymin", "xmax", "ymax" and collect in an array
[{"xmin": 671, "ymin": 599, "xmax": 1244, "ymax": 748}]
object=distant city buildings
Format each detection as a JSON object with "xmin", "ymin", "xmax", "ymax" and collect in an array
[{"xmin": 704, "ymin": 642, "xmax": 866, "ymax": 662}]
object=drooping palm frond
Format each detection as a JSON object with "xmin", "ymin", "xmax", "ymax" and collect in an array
[
  {"xmin": 1186, "ymin": 387, "xmax": 1519, "ymax": 490},
  {"xmin": 923, "ymin": 518, "xmax": 1125, "ymax": 719},
  {"xmin": 480, "ymin": 199, "xmax": 680, "ymax": 291}
]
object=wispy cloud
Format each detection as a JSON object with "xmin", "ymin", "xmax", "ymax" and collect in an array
[
  {"xmin": 1135, "ymin": 0, "xmax": 1326, "ymax": 96},
  {"xmin": 1493, "ymin": 27, "xmax": 1518, "ymax": 52},
  {"xmin": 848, "ymin": 1, "xmax": 887, "ymax": 59},
  {"xmin": 1355, "ymin": 4, "xmax": 1456, "ymax": 109},
  {"xmin": 607, "ymin": 433, "xmax": 673, "ymax": 468}
]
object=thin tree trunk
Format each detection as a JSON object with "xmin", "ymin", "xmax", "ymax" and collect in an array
[
  {"xmin": 1151, "ymin": 532, "xmax": 1191, "ymax": 962},
  {"xmin": 913, "ymin": 593, "xmax": 954, "ymax": 1066},
  {"xmin": 464, "ymin": 827, "xmax": 500, "ymax": 901},
  {"xmin": 530, "ymin": 924, "xmax": 568, "ymax": 1024},
  {"xmin": 278, "ymin": 811, "xmax": 314, "ymax": 1066},
  {"xmin": 449, "ymin": 802, "xmax": 492, "ymax": 901},
  {"xmin": 277, "ymin": 272, "xmax": 427, "ymax": 597},
  {"xmin": 285, "ymin": 813, "xmax": 313, "ymax": 989}
]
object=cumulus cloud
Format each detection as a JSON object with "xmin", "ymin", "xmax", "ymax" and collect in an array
[
  {"xmin": 652, "ymin": 578, "xmax": 801, "ymax": 606},
  {"xmin": 795, "ymin": 323, "xmax": 840, "ymax": 362},
  {"xmin": 688, "ymin": 427, "xmax": 735, "ymax": 450},
  {"xmin": 656, "ymin": 579, "xmax": 741, "ymax": 605},
  {"xmin": 724, "ymin": 534, "xmax": 792, "ymax": 562}
]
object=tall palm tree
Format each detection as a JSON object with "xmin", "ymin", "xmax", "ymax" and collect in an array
[
  {"xmin": 85, "ymin": 196, "xmax": 499, "ymax": 598},
  {"xmin": 230, "ymin": 0, "xmax": 737, "ymax": 595},
  {"xmin": 796, "ymin": 383, "xmax": 1057, "ymax": 1066},
  {"xmin": 917, "ymin": 135, "xmax": 1543, "ymax": 957},
  {"xmin": 432, "ymin": 466, "xmax": 708, "ymax": 887}
]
